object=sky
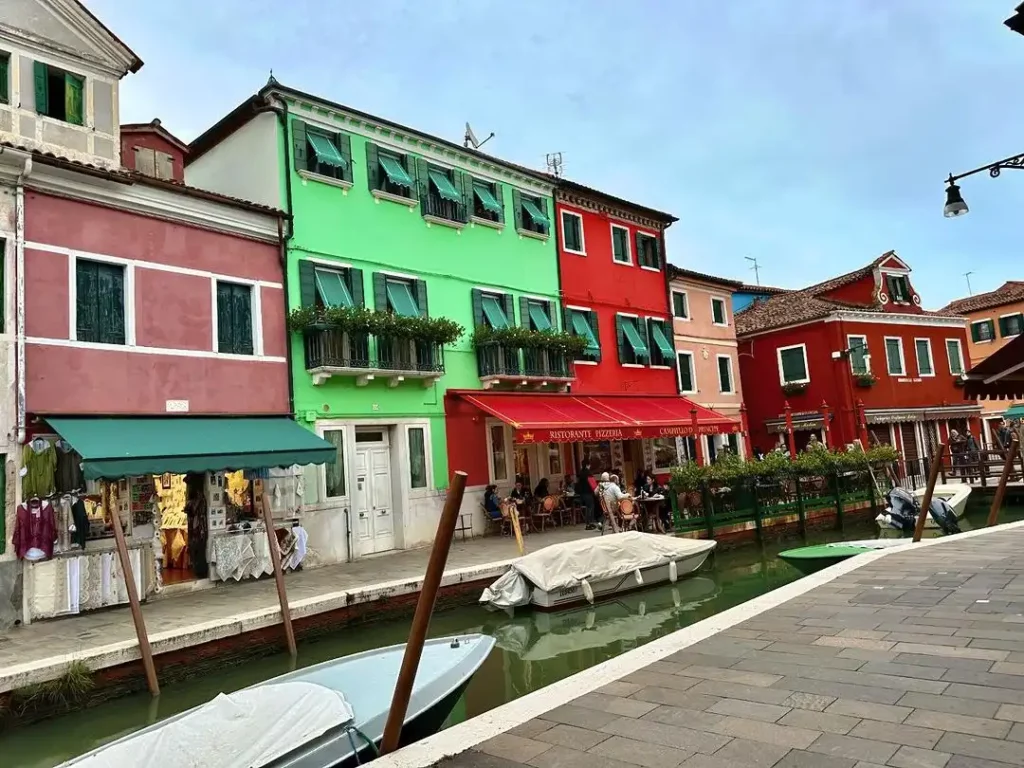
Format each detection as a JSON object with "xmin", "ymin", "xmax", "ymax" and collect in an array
[{"xmin": 88, "ymin": 0, "xmax": 1024, "ymax": 310}]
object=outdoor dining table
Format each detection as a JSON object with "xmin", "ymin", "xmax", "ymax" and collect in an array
[{"xmin": 638, "ymin": 494, "xmax": 666, "ymax": 533}]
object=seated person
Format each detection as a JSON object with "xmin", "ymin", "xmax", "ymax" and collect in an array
[
  {"xmin": 600, "ymin": 472, "xmax": 628, "ymax": 533},
  {"xmin": 534, "ymin": 477, "xmax": 550, "ymax": 500},
  {"xmin": 509, "ymin": 480, "xmax": 527, "ymax": 507},
  {"xmin": 483, "ymin": 484, "xmax": 503, "ymax": 520}
]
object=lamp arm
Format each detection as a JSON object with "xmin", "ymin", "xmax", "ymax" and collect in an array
[{"xmin": 949, "ymin": 150, "xmax": 1024, "ymax": 183}]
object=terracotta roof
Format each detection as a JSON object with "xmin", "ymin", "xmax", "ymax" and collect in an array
[
  {"xmin": 667, "ymin": 265, "xmax": 743, "ymax": 290},
  {"xmin": 940, "ymin": 281, "xmax": 1024, "ymax": 315},
  {"xmin": 736, "ymin": 282, "xmax": 789, "ymax": 295},
  {"xmin": 120, "ymin": 119, "xmax": 189, "ymax": 153}
]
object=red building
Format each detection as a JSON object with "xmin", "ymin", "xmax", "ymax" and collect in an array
[{"xmin": 736, "ymin": 252, "xmax": 979, "ymax": 467}]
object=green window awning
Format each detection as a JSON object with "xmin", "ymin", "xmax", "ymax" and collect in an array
[
  {"xmin": 379, "ymin": 155, "xmax": 413, "ymax": 188},
  {"xmin": 571, "ymin": 311, "xmax": 599, "ymax": 354},
  {"xmin": 473, "ymin": 182, "xmax": 501, "ymax": 213},
  {"xmin": 1003, "ymin": 404, "xmax": 1024, "ymax": 419},
  {"xmin": 622, "ymin": 318, "xmax": 649, "ymax": 356},
  {"xmin": 521, "ymin": 198, "xmax": 549, "ymax": 227},
  {"xmin": 651, "ymin": 322, "xmax": 674, "ymax": 358},
  {"xmin": 46, "ymin": 417, "xmax": 337, "ymax": 480},
  {"xmin": 386, "ymin": 281, "xmax": 420, "ymax": 317},
  {"xmin": 481, "ymin": 295, "xmax": 510, "ymax": 328},
  {"xmin": 307, "ymin": 133, "xmax": 347, "ymax": 168},
  {"xmin": 315, "ymin": 268, "xmax": 354, "ymax": 308},
  {"xmin": 428, "ymin": 170, "xmax": 462, "ymax": 202},
  {"xmin": 528, "ymin": 303, "xmax": 552, "ymax": 331}
]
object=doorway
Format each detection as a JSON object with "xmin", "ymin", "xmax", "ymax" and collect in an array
[{"xmin": 353, "ymin": 428, "xmax": 395, "ymax": 555}]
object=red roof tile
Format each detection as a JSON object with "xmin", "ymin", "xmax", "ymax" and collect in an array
[{"xmin": 940, "ymin": 281, "xmax": 1024, "ymax": 315}]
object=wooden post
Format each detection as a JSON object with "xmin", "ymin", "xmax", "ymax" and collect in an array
[
  {"xmin": 701, "ymin": 482, "xmax": 715, "ymax": 540},
  {"xmin": 751, "ymin": 479, "xmax": 763, "ymax": 543},
  {"xmin": 107, "ymin": 480, "xmax": 160, "ymax": 697},
  {"xmin": 380, "ymin": 471, "xmax": 468, "ymax": 756},
  {"xmin": 784, "ymin": 401, "xmax": 797, "ymax": 458},
  {"xmin": 739, "ymin": 404, "xmax": 752, "ymax": 458},
  {"xmin": 912, "ymin": 442, "xmax": 946, "ymax": 543},
  {"xmin": 832, "ymin": 471, "xmax": 844, "ymax": 531},
  {"xmin": 260, "ymin": 489, "xmax": 296, "ymax": 657},
  {"xmin": 856, "ymin": 399, "xmax": 869, "ymax": 449},
  {"xmin": 794, "ymin": 475, "xmax": 807, "ymax": 538},
  {"xmin": 691, "ymin": 408, "xmax": 705, "ymax": 466},
  {"xmin": 819, "ymin": 400, "xmax": 832, "ymax": 450},
  {"xmin": 987, "ymin": 437, "xmax": 1019, "ymax": 528}
]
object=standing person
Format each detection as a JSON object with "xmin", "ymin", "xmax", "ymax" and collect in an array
[
  {"xmin": 965, "ymin": 430, "xmax": 981, "ymax": 480},
  {"xmin": 996, "ymin": 419, "xmax": 1013, "ymax": 453},
  {"xmin": 576, "ymin": 460, "xmax": 598, "ymax": 530}
]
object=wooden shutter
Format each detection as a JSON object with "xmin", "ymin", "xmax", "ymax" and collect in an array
[
  {"xmin": 589, "ymin": 312, "xmax": 601, "ymax": 362},
  {"xmin": 640, "ymin": 317, "xmax": 651, "ymax": 363},
  {"xmin": 233, "ymin": 285, "xmax": 253, "ymax": 355},
  {"xmin": 349, "ymin": 268, "xmax": 365, "ymax": 307},
  {"xmin": 615, "ymin": 315, "xmax": 626, "ymax": 364},
  {"xmin": 414, "ymin": 156, "xmax": 429, "ymax": 204},
  {"xmin": 0, "ymin": 56, "xmax": 10, "ymax": 105},
  {"xmin": 75, "ymin": 261, "xmax": 98, "ymax": 342},
  {"xmin": 651, "ymin": 235, "xmax": 662, "ymax": 269},
  {"xmin": 291, "ymin": 119, "xmax": 307, "ymax": 173},
  {"xmin": 548, "ymin": 300, "xmax": 558, "ymax": 331},
  {"xmin": 101, "ymin": 265, "xmax": 125, "ymax": 345},
  {"xmin": 337, "ymin": 132, "xmax": 353, "ymax": 183},
  {"xmin": 519, "ymin": 296, "xmax": 530, "ymax": 329},
  {"xmin": 461, "ymin": 172, "xmax": 475, "ymax": 216},
  {"xmin": 33, "ymin": 61, "xmax": 48, "ymax": 115},
  {"xmin": 999, "ymin": 316, "xmax": 1010, "ymax": 337},
  {"xmin": 511, "ymin": 188, "xmax": 522, "ymax": 230},
  {"xmin": 493, "ymin": 182, "xmax": 505, "ymax": 224},
  {"xmin": 502, "ymin": 293, "xmax": 515, "ymax": 325},
  {"xmin": 365, "ymin": 142, "xmax": 379, "ymax": 191},
  {"xmin": 372, "ymin": 272, "xmax": 387, "ymax": 311},
  {"xmin": 471, "ymin": 288, "xmax": 484, "ymax": 328},
  {"xmin": 414, "ymin": 279, "xmax": 428, "ymax": 317},
  {"xmin": 65, "ymin": 73, "xmax": 83, "ymax": 126},
  {"xmin": 298, "ymin": 260, "xmax": 316, "ymax": 307},
  {"xmin": 217, "ymin": 283, "xmax": 233, "ymax": 352}
]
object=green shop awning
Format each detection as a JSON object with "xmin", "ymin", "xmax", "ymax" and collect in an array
[
  {"xmin": 651, "ymin": 322, "xmax": 674, "ymax": 358},
  {"xmin": 521, "ymin": 198, "xmax": 549, "ymax": 227},
  {"xmin": 307, "ymin": 133, "xmax": 347, "ymax": 168},
  {"xmin": 528, "ymin": 303, "xmax": 552, "ymax": 331},
  {"xmin": 386, "ymin": 281, "xmax": 420, "ymax": 317},
  {"xmin": 46, "ymin": 417, "xmax": 337, "ymax": 480},
  {"xmin": 571, "ymin": 312, "xmax": 599, "ymax": 355},
  {"xmin": 622, "ymin": 319, "xmax": 649, "ymax": 357},
  {"xmin": 482, "ymin": 295, "xmax": 510, "ymax": 328},
  {"xmin": 428, "ymin": 170, "xmax": 462, "ymax": 203},
  {"xmin": 473, "ymin": 182, "xmax": 501, "ymax": 214},
  {"xmin": 1003, "ymin": 404, "xmax": 1024, "ymax": 419},
  {"xmin": 315, "ymin": 268, "xmax": 354, "ymax": 308},
  {"xmin": 379, "ymin": 155, "xmax": 413, "ymax": 188}
]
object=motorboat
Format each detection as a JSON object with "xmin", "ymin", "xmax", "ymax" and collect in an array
[
  {"xmin": 876, "ymin": 483, "xmax": 971, "ymax": 535},
  {"xmin": 61, "ymin": 634, "xmax": 495, "ymax": 768},
  {"xmin": 480, "ymin": 531, "xmax": 716, "ymax": 611},
  {"xmin": 778, "ymin": 538, "xmax": 910, "ymax": 576}
]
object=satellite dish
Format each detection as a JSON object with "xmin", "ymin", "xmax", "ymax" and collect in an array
[{"xmin": 464, "ymin": 122, "xmax": 494, "ymax": 149}]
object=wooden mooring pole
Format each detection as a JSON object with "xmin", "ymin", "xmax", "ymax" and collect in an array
[
  {"xmin": 987, "ymin": 436, "xmax": 1020, "ymax": 528},
  {"xmin": 912, "ymin": 442, "xmax": 945, "ymax": 543},
  {"xmin": 261, "ymin": 490, "xmax": 297, "ymax": 656},
  {"xmin": 380, "ymin": 471, "xmax": 468, "ymax": 756}
]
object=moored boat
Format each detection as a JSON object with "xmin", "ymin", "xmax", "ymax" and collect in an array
[
  {"xmin": 61, "ymin": 634, "xmax": 495, "ymax": 768},
  {"xmin": 778, "ymin": 538, "xmax": 909, "ymax": 576}
]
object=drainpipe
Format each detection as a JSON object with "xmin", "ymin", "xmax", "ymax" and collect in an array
[{"xmin": 15, "ymin": 156, "xmax": 32, "ymax": 446}]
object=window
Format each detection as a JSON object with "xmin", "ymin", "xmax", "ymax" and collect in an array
[
  {"xmin": 777, "ymin": 344, "xmax": 809, "ymax": 384},
  {"xmin": 636, "ymin": 232, "xmax": 661, "ymax": 269},
  {"xmin": 677, "ymin": 351, "xmax": 696, "ymax": 393},
  {"xmin": 0, "ymin": 52, "xmax": 10, "ymax": 105},
  {"xmin": 717, "ymin": 354, "xmax": 735, "ymax": 393},
  {"xmin": 367, "ymin": 144, "xmax": 415, "ymax": 199},
  {"xmin": 999, "ymin": 313, "xmax": 1023, "ymax": 338},
  {"xmin": 946, "ymin": 338, "xmax": 964, "ymax": 375},
  {"xmin": 76, "ymin": 259, "xmax": 125, "ymax": 345},
  {"xmin": 847, "ymin": 335, "xmax": 869, "ymax": 375},
  {"xmin": 671, "ymin": 290, "xmax": 689, "ymax": 320},
  {"xmin": 617, "ymin": 315, "xmax": 650, "ymax": 365},
  {"xmin": 489, "ymin": 424, "xmax": 508, "ymax": 482},
  {"xmin": 567, "ymin": 308, "xmax": 600, "ymax": 362},
  {"xmin": 884, "ymin": 337, "xmax": 905, "ymax": 376},
  {"xmin": 648, "ymin": 318, "xmax": 675, "ymax": 367},
  {"xmin": 515, "ymin": 191, "xmax": 549, "ymax": 236},
  {"xmin": 561, "ymin": 210, "xmax": 585, "ymax": 254},
  {"xmin": 292, "ymin": 120, "xmax": 353, "ymax": 184},
  {"xmin": 915, "ymin": 338, "xmax": 934, "ymax": 376},
  {"xmin": 377, "ymin": 275, "xmax": 423, "ymax": 317},
  {"xmin": 652, "ymin": 437, "xmax": 678, "ymax": 472},
  {"xmin": 216, "ymin": 281, "xmax": 253, "ymax": 355},
  {"xmin": 472, "ymin": 179, "xmax": 503, "ymax": 223},
  {"xmin": 424, "ymin": 165, "xmax": 466, "ymax": 223},
  {"xmin": 547, "ymin": 443, "xmax": 562, "ymax": 476},
  {"xmin": 479, "ymin": 292, "xmax": 511, "ymax": 329},
  {"xmin": 133, "ymin": 147, "xmax": 174, "ymax": 180},
  {"xmin": 886, "ymin": 274, "xmax": 910, "ymax": 303},
  {"xmin": 971, "ymin": 319, "xmax": 995, "ymax": 343},
  {"xmin": 711, "ymin": 297, "xmax": 728, "ymax": 326},
  {"xmin": 355, "ymin": 430, "xmax": 385, "ymax": 443},
  {"xmin": 408, "ymin": 427, "xmax": 427, "ymax": 489},
  {"xmin": 323, "ymin": 430, "xmax": 346, "ymax": 498},
  {"xmin": 33, "ymin": 61, "xmax": 84, "ymax": 125},
  {"xmin": 526, "ymin": 299, "xmax": 553, "ymax": 331},
  {"xmin": 611, "ymin": 224, "xmax": 631, "ymax": 264},
  {"xmin": 315, "ymin": 267, "xmax": 355, "ymax": 308}
]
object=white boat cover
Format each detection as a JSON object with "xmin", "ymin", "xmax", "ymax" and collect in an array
[
  {"xmin": 480, "ymin": 532, "xmax": 716, "ymax": 610},
  {"xmin": 67, "ymin": 681, "xmax": 354, "ymax": 768},
  {"xmin": 826, "ymin": 538, "xmax": 909, "ymax": 550}
]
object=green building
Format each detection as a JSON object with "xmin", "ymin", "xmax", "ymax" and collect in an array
[{"xmin": 187, "ymin": 80, "xmax": 563, "ymax": 561}]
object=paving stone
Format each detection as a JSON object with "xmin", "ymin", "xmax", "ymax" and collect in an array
[
  {"xmin": 875, "ymin": 623, "xmax": 957, "ymax": 637},
  {"xmin": 785, "ymin": 693, "xmax": 837, "ymax": 712},
  {"xmin": 965, "ymin": 637, "xmax": 1024, "ymax": 653},
  {"xmin": 995, "ymin": 703, "xmax": 1024, "ymax": 722},
  {"xmin": 689, "ymin": 680, "xmax": 795, "ymax": 706},
  {"xmin": 511, "ymin": 719, "xmax": 558, "ymax": 739},
  {"xmin": 883, "ymin": 634, "xmax": 971, "ymax": 647},
  {"xmin": 852, "ymin": 763, "xmax": 887, "ymax": 768},
  {"xmin": 895, "ymin": 693, "xmax": 1000, "ymax": 719},
  {"xmin": 535, "ymin": 724, "xmax": 613, "ymax": 751},
  {"xmin": 991, "ymin": 661, "xmax": 1024, "ymax": 676},
  {"xmin": 680, "ymin": 665, "xmax": 784, "ymax": 688},
  {"xmin": 1009, "ymin": 722, "xmax": 1024, "ymax": 742},
  {"xmin": 903, "ymin": 710, "xmax": 1011, "ymax": 739},
  {"xmin": 528, "ymin": 744, "xmax": 637, "ymax": 768},
  {"xmin": 599, "ymin": 717, "xmax": 732, "ymax": 755},
  {"xmin": 940, "ymin": 668, "xmax": 1024, "ymax": 690},
  {"xmin": 765, "ymin": 643, "xmax": 849, "ymax": 657},
  {"xmin": 708, "ymin": 698, "xmax": 791, "ymax": 723},
  {"xmin": 623, "ymin": 672, "xmax": 702, "ymax": 693},
  {"xmin": 588, "ymin": 736, "xmax": 692, "ymax": 768},
  {"xmin": 934, "ymin": 732, "xmax": 1024, "ymax": 766},
  {"xmin": 814, "ymin": 637, "xmax": 896, "ymax": 652},
  {"xmin": 641, "ymin": 705, "xmax": 729, "ymax": 732},
  {"xmin": 778, "ymin": 709, "xmax": 860, "ymax": 735},
  {"xmin": 946, "ymin": 752, "xmax": 1024, "ymax": 768},
  {"xmin": 848, "ymin": 720, "xmax": 943, "ymax": 750},
  {"xmin": 835, "ymin": 630, "xmax": 888, "ymax": 641},
  {"xmin": 542, "ymin": 704, "xmax": 621, "ymax": 729},
  {"xmin": 631, "ymin": 686, "xmax": 723, "ymax": 711},
  {"xmin": 575, "ymin": 693, "xmax": 659, "ymax": 718},
  {"xmin": 678, "ymin": 754, "xmax": 783, "ymax": 768},
  {"xmin": 856, "ymin": 662, "xmax": 946, "ymax": 681},
  {"xmin": 888, "ymin": 746, "xmax": 951, "ymax": 768},
  {"xmin": 891, "ymin": 654, "xmax": 994, "ymax": 673},
  {"xmin": 775, "ymin": 750, "xmax": 857, "ymax": 768},
  {"xmin": 943, "ymin": 682, "xmax": 1024, "ymax": 706},
  {"xmin": 599, "ymin": 682, "xmax": 645, "ymax": 698},
  {"xmin": 774, "ymin": 677, "xmax": 904, "ymax": 705},
  {"xmin": 742, "ymin": 652, "xmax": 865, "ymax": 672},
  {"xmin": 479, "ymin": 733, "xmax": 554, "ymax": 762},
  {"xmin": 705, "ymin": 716, "xmax": 821, "ymax": 749},
  {"xmin": 665, "ymin": 652, "xmax": 750, "ymax": 669},
  {"xmin": 652, "ymin": 661, "xmax": 700, "ymax": 676},
  {"xmin": 805, "ymin": 734, "xmax": 899, "ymax": 764},
  {"xmin": 889, "ymin": 644, "xmax": 1008, "ymax": 662},
  {"xmin": 446, "ymin": 750, "xmax": 530, "ymax": 768},
  {"xmin": 711, "ymin": 739, "xmax": 792, "ymax": 768}
]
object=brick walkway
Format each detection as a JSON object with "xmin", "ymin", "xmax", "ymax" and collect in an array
[{"xmin": 446, "ymin": 527, "xmax": 1024, "ymax": 768}]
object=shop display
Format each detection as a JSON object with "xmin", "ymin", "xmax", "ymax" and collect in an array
[
  {"xmin": 14, "ymin": 499, "xmax": 57, "ymax": 561},
  {"xmin": 22, "ymin": 436, "xmax": 57, "ymax": 499},
  {"xmin": 55, "ymin": 439, "xmax": 85, "ymax": 493}
]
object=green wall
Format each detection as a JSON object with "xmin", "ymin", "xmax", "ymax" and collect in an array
[{"xmin": 283, "ymin": 101, "xmax": 560, "ymax": 486}]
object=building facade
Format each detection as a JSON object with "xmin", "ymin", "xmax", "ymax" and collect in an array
[
  {"xmin": 668, "ymin": 266, "xmax": 746, "ymax": 461},
  {"xmin": 731, "ymin": 283, "xmax": 788, "ymax": 313},
  {"xmin": 941, "ymin": 281, "xmax": 1024, "ymax": 444},
  {"xmin": 736, "ymin": 253, "xmax": 978, "ymax": 466},
  {"xmin": 187, "ymin": 81, "xmax": 562, "ymax": 559}
]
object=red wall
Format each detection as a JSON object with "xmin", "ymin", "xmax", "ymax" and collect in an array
[
  {"xmin": 444, "ymin": 395, "xmax": 490, "ymax": 486},
  {"xmin": 120, "ymin": 129, "xmax": 185, "ymax": 182},
  {"xmin": 555, "ymin": 201, "xmax": 675, "ymax": 395},
  {"xmin": 24, "ymin": 192, "xmax": 288, "ymax": 415}
]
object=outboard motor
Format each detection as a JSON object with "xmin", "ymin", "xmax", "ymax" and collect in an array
[
  {"xmin": 928, "ymin": 497, "xmax": 961, "ymax": 535},
  {"xmin": 878, "ymin": 487, "xmax": 918, "ymax": 534}
]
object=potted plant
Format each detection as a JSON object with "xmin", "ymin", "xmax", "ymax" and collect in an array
[
  {"xmin": 854, "ymin": 373, "xmax": 877, "ymax": 388},
  {"xmin": 781, "ymin": 382, "xmax": 808, "ymax": 396}
]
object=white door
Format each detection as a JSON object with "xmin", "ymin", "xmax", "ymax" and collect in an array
[{"xmin": 354, "ymin": 433, "xmax": 395, "ymax": 554}]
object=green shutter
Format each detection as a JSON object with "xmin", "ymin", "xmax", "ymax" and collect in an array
[
  {"xmin": 528, "ymin": 302, "xmax": 552, "ymax": 332},
  {"xmin": 298, "ymin": 260, "xmax": 316, "ymax": 307},
  {"xmin": 386, "ymin": 281, "xmax": 420, "ymax": 317},
  {"xmin": 651, "ymin": 321, "xmax": 674, "ymax": 360},
  {"xmin": 635, "ymin": 232, "xmax": 646, "ymax": 267},
  {"xmin": 414, "ymin": 279, "xmax": 428, "ymax": 317},
  {"xmin": 372, "ymin": 272, "xmax": 387, "ymax": 311},
  {"xmin": 615, "ymin": 315, "xmax": 626, "ymax": 364},
  {"xmin": 349, "ymin": 268, "xmax": 365, "ymax": 307},
  {"xmin": 519, "ymin": 296, "xmax": 530, "ymax": 329},
  {"xmin": 76, "ymin": 261, "xmax": 98, "ymax": 341},
  {"xmin": 217, "ymin": 283, "xmax": 233, "ymax": 352},
  {"xmin": 429, "ymin": 168, "xmax": 461, "ymax": 203},
  {"xmin": 472, "ymin": 288, "xmax": 484, "ymax": 328},
  {"xmin": 849, "ymin": 338, "xmax": 868, "ymax": 374},
  {"xmin": 971, "ymin": 323, "xmax": 981, "ymax": 343},
  {"xmin": 492, "ymin": 183, "xmax": 505, "ymax": 223},
  {"xmin": 679, "ymin": 354, "xmax": 693, "ymax": 392},
  {"xmin": 233, "ymin": 285, "xmax": 253, "ymax": 355},
  {"xmin": 65, "ymin": 73, "xmax": 83, "ymax": 126},
  {"xmin": 307, "ymin": 132, "xmax": 346, "ymax": 169},
  {"xmin": 461, "ymin": 172, "xmax": 475, "ymax": 214},
  {"xmin": 365, "ymin": 142, "xmax": 380, "ymax": 191},
  {"xmin": 718, "ymin": 356, "xmax": 731, "ymax": 391},
  {"xmin": 291, "ymin": 119, "xmax": 307, "ymax": 173},
  {"xmin": 99, "ymin": 264, "xmax": 125, "ymax": 345},
  {"xmin": 588, "ymin": 312, "xmax": 601, "ymax": 362},
  {"xmin": 34, "ymin": 61, "xmax": 48, "ymax": 116},
  {"xmin": 548, "ymin": 300, "xmax": 558, "ymax": 330},
  {"xmin": 0, "ymin": 55, "xmax": 9, "ymax": 105},
  {"xmin": 651, "ymin": 235, "xmax": 661, "ymax": 268},
  {"xmin": 416, "ymin": 157, "xmax": 430, "ymax": 206},
  {"xmin": 511, "ymin": 188, "xmax": 522, "ymax": 229},
  {"xmin": 781, "ymin": 348, "xmax": 807, "ymax": 382},
  {"xmin": 502, "ymin": 292, "xmax": 515, "ymax": 325},
  {"xmin": 337, "ymin": 133, "xmax": 353, "ymax": 182}
]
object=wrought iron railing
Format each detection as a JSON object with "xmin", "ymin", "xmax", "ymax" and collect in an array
[
  {"xmin": 422, "ymin": 191, "xmax": 468, "ymax": 224},
  {"xmin": 304, "ymin": 328, "xmax": 444, "ymax": 374},
  {"xmin": 476, "ymin": 343, "xmax": 573, "ymax": 380}
]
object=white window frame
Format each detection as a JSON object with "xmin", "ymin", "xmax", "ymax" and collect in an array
[
  {"xmin": 404, "ymin": 423, "xmax": 433, "ymax": 493},
  {"xmin": 647, "ymin": 315, "xmax": 673, "ymax": 369},
  {"xmin": 846, "ymin": 334, "xmax": 870, "ymax": 375},
  {"xmin": 710, "ymin": 296, "xmax": 729, "ymax": 327},
  {"xmin": 914, "ymin": 337, "xmax": 935, "ymax": 378},
  {"xmin": 68, "ymin": 251, "xmax": 137, "ymax": 346},
  {"xmin": 316, "ymin": 423, "xmax": 351, "ymax": 503},
  {"xmin": 566, "ymin": 304, "xmax": 599, "ymax": 364},
  {"xmin": 610, "ymin": 222, "xmax": 632, "ymax": 265},
  {"xmin": 560, "ymin": 209, "xmax": 586, "ymax": 256},
  {"xmin": 884, "ymin": 336, "xmax": 906, "ymax": 376},
  {"xmin": 485, "ymin": 419, "xmax": 514, "ymax": 484},
  {"xmin": 945, "ymin": 338, "xmax": 965, "ymax": 375},
  {"xmin": 716, "ymin": 353, "xmax": 735, "ymax": 394},
  {"xmin": 971, "ymin": 318, "xmax": 995, "ymax": 344},
  {"xmin": 999, "ymin": 311, "xmax": 1023, "ymax": 338},
  {"xmin": 776, "ymin": 343, "xmax": 810, "ymax": 385},
  {"xmin": 211, "ymin": 279, "xmax": 264, "ymax": 356},
  {"xmin": 671, "ymin": 289, "xmax": 690, "ymax": 321},
  {"xmin": 677, "ymin": 351, "xmax": 697, "ymax": 394},
  {"xmin": 636, "ymin": 231, "xmax": 660, "ymax": 272}
]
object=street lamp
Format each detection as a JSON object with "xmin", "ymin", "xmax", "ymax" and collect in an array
[
  {"xmin": 943, "ymin": 150, "xmax": 1024, "ymax": 218},
  {"xmin": 943, "ymin": 178, "xmax": 968, "ymax": 218}
]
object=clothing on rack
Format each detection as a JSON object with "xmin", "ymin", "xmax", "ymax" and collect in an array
[
  {"xmin": 14, "ymin": 499, "xmax": 56, "ymax": 561},
  {"xmin": 71, "ymin": 498, "xmax": 89, "ymax": 549},
  {"xmin": 22, "ymin": 439, "xmax": 57, "ymax": 499},
  {"xmin": 55, "ymin": 441, "xmax": 84, "ymax": 494}
]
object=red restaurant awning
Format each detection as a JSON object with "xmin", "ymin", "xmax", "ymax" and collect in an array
[
  {"xmin": 452, "ymin": 391, "xmax": 740, "ymax": 444},
  {"xmin": 963, "ymin": 334, "xmax": 1024, "ymax": 400}
]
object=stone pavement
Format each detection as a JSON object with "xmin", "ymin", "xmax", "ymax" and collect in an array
[
  {"xmin": 0, "ymin": 526, "xmax": 588, "ymax": 692},
  {"xmin": 447, "ymin": 527, "xmax": 1024, "ymax": 768}
]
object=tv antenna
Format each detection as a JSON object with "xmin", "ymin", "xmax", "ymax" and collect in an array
[
  {"xmin": 464, "ymin": 122, "xmax": 494, "ymax": 150},
  {"xmin": 745, "ymin": 256, "xmax": 761, "ymax": 286},
  {"xmin": 546, "ymin": 152, "xmax": 564, "ymax": 178},
  {"xmin": 964, "ymin": 271, "xmax": 974, "ymax": 296}
]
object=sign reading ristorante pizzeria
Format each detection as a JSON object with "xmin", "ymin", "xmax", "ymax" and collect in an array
[{"xmin": 516, "ymin": 422, "xmax": 741, "ymax": 443}]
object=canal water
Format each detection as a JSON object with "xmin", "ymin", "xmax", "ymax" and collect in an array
[{"xmin": 6, "ymin": 501, "xmax": 1022, "ymax": 766}]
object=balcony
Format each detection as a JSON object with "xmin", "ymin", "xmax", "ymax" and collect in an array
[
  {"xmin": 304, "ymin": 327, "xmax": 444, "ymax": 387},
  {"xmin": 421, "ymin": 190, "xmax": 468, "ymax": 228},
  {"xmin": 476, "ymin": 343, "xmax": 575, "ymax": 391}
]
